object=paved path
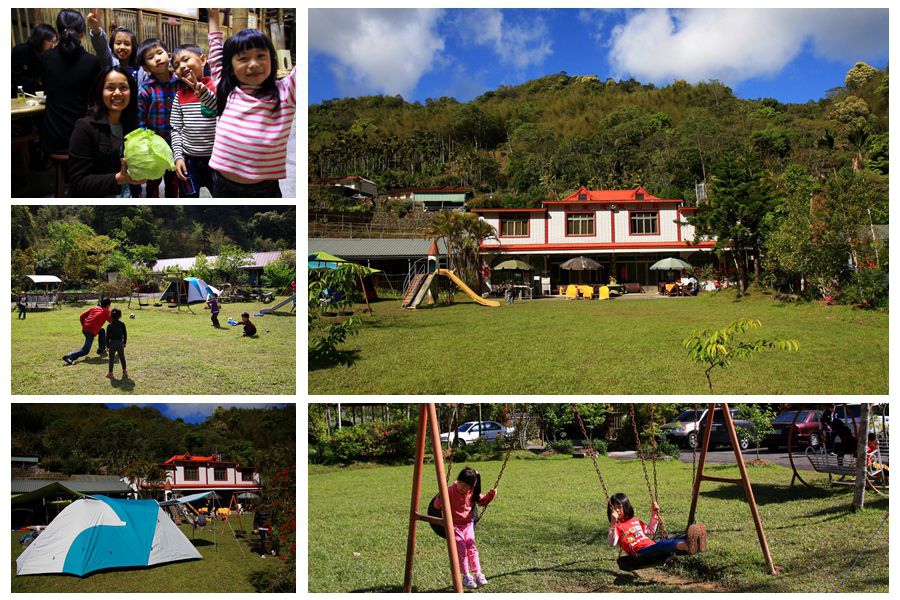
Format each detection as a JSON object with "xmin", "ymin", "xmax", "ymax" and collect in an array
[{"xmin": 609, "ymin": 448, "xmax": 818, "ymax": 471}]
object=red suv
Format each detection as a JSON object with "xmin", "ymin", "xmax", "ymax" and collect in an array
[{"xmin": 764, "ymin": 409, "xmax": 823, "ymax": 451}]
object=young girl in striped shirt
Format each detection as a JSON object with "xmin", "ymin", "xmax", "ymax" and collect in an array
[{"xmin": 207, "ymin": 9, "xmax": 296, "ymax": 197}]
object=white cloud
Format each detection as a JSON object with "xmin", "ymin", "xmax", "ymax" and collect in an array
[
  {"xmin": 457, "ymin": 9, "xmax": 552, "ymax": 71},
  {"xmin": 608, "ymin": 8, "xmax": 888, "ymax": 86},
  {"xmin": 309, "ymin": 9, "xmax": 445, "ymax": 98}
]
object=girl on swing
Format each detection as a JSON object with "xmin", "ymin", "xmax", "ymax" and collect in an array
[
  {"xmin": 433, "ymin": 466, "xmax": 496, "ymax": 589},
  {"xmin": 608, "ymin": 493, "xmax": 707, "ymax": 564}
]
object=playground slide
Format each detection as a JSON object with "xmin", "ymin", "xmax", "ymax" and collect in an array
[
  {"xmin": 438, "ymin": 269, "xmax": 501, "ymax": 307},
  {"xmin": 260, "ymin": 293, "xmax": 296, "ymax": 314},
  {"xmin": 407, "ymin": 272, "xmax": 437, "ymax": 309}
]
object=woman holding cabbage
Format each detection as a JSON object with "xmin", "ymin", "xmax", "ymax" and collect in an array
[{"xmin": 68, "ymin": 65, "xmax": 148, "ymax": 197}]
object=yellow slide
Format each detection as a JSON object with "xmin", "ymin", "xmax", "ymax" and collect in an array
[{"xmin": 438, "ymin": 269, "xmax": 501, "ymax": 307}]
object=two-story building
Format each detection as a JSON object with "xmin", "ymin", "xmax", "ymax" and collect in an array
[
  {"xmin": 386, "ymin": 186, "xmax": 471, "ymax": 211},
  {"xmin": 474, "ymin": 186, "xmax": 716, "ymax": 290},
  {"xmin": 130, "ymin": 453, "xmax": 260, "ymax": 505}
]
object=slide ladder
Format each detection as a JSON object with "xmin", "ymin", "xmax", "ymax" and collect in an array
[
  {"xmin": 260, "ymin": 293, "xmax": 296, "ymax": 314},
  {"xmin": 406, "ymin": 272, "xmax": 437, "ymax": 309},
  {"xmin": 402, "ymin": 273, "xmax": 426, "ymax": 308},
  {"xmin": 166, "ymin": 505, "xmax": 182, "ymax": 525}
]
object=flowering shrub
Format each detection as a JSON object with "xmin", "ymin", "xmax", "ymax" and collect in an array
[
  {"xmin": 313, "ymin": 420, "xmax": 418, "ymax": 465},
  {"xmin": 248, "ymin": 452, "xmax": 296, "ymax": 592}
]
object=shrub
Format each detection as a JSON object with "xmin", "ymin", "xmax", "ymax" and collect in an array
[
  {"xmin": 313, "ymin": 420, "xmax": 418, "ymax": 465},
  {"xmin": 656, "ymin": 440, "xmax": 681, "ymax": 460},
  {"xmin": 549, "ymin": 439, "xmax": 574, "ymax": 455},
  {"xmin": 591, "ymin": 439, "xmax": 608, "ymax": 456},
  {"xmin": 840, "ymin": 266, "xmax": 888, "ymax": 309}
]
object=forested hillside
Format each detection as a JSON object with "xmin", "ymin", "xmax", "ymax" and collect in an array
[
  {"xmin": 11, "ymin": 404, "xmax": 296, "ymax": 476},
  {"xmin": 309, "ymin": 67, "xmax": 887, "ymax": 208}
]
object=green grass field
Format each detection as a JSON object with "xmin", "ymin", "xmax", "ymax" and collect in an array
[
  {"xmin": 308, "ymin": 289, "xmax": 888, "ymax": 394},
  {"xmin": 12, "ymin": 301, "xmax": 296, "ymax": 395},
  {"xmin": 11, "ymin": 513, "xmax": 284, "ymax": 592},
  {"xmin": 308, "ymin": 455, "xmax": 889, "ymax": 592}
]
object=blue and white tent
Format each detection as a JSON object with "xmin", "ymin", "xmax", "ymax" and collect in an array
[
  {"xmin": 16, "ymin": 495, "xmax": 201, "ymax": 577},
  {"xmin": 159, "ymin": 276, "xmax": 221, "ymax": 304}
]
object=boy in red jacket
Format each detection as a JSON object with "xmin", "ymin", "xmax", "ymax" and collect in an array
[{"xmin": 62, "ymin": 298, "xmax": 112, "ymax": 365}]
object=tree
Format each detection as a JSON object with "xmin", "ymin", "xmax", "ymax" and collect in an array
[
  {"xmin": 189, "ymin": 253, "xmax": 215, "ymax": 282},
  {"xmin": 308, "ymin": 263, "xmax": 365, "ymax": 368},
  {"xmin": 213, "ymin": 245, "xmax": 252, "ymax": 284},
  {"xmin": 11, "ymin": 206, "xmax": 36, "ymax": 250},
  {"xmin": 735, "ymin": 404, "xmax": 776, "ymax": 460},
  {"xmin": 11, "ymin": 248, "xmax": 36, "ymax": 292},
  {"xmin": 844, "ymin": 62, "xmax": 879, "ymax": 91},
  {"xmin": 689, "ymin": 152, "xmax": 774, "ymax": 295},
  {"xmin": 263, "ymin": 251, "xmax": 296, "ymax": 289},
  {"xmin": 123, "ymin": 460, "xmax": 165, "ymax": 499},
  {"xmin": 683, "ymin": 319, "xmax": 799, "ymax": 392}
]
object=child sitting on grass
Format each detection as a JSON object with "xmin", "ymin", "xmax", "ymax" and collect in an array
[
  {"xmin": 105, "ymin": 308, "xmax": 127, "ymax": 379},
  {"xmin": 241, "ymin": 312, "xmax": 257, "ymax": 337}
]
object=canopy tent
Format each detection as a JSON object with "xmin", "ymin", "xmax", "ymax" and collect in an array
[
  {"xmin": 159, "ymin": 276, "xmax": 221, "ymax": 304},
  {"xmin": 159, "ymin": 491, "xmax": 215, "ymax": 506},
  {"xmin": 23, "ymin": 275, "xmax": 63, "ymax": 310},
  {"xmin": 16, "ymin": 495, "xmax": 201, "ymax": 576},
  {"xmin": 11, "ymin": 482, "xmax": 83, "ymax": 507}
]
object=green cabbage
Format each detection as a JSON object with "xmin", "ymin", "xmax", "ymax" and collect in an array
[{"xmin": 124, "ymin": 128, "xmax": 175, "ymax": 180}]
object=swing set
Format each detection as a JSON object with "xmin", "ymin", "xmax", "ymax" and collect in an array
[{"xmin": 403, "ymin": 402, "xmax": 777, "ymax": 593}]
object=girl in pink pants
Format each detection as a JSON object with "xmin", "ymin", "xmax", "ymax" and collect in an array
[{"xmin": 434, "ymin": 466, "xmax": 496, "ymax": 589}]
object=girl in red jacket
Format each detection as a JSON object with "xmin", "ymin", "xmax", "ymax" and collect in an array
[
  {"xmin": 608, "ymin": 492, "xmax": 706, "ymax": 562},
  {"xmin": 433, "ymin": 467, "xmax": 496, "ymax": 589}
]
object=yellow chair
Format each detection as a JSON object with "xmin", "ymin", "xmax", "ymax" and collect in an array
[
  {"xmin": 578, "ymin": 285, "xmax": 594, "ymax": 300},
  {"xmin": 598, "ymin": 286, "xmax": 610, "ymax": 300},
  {"xmin": 566, "ymin": 285, "xmax": 579, "ymax": 300},
  {"xmin": 665, "ymin": 283, "xmax": 676, "ymax": 295}
]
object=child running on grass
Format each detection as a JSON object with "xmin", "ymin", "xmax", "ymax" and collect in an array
[
  {"xmin": 206, "ymin": 8, "xmax": 296, "ymax": 197},
  {"xmin": 433, "ymin": 466, "xmax": 496, "ymax": 589},
  {"xmin": 207, "ymin": 293, "xmax": 220, "ymax": 327},
  {"xmin": 105, "ymin": 308, "xmax": 127, "ymax": 379},
  {"xmin": 63, "ymin": 298, "xmax": 111, "ymax": 365},
  {"xmin": 608, "ymin": 493, "xmax": 707, "ymax": 563}
]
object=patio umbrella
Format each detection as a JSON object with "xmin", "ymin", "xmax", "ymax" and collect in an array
[
  {"xmin": 649, "ymin": 257, "xmax": 693, "ymax": 271},
  {"xmin": 308, "ymin": 252, "xmax": 380, "ymax": 273},
  {"xmin": 560, "ymin": 256, "xmax": 601, "ymax": 271},
  {"xmin": 237, "ymin": 492, "xmax": 260, "ymax": 500},
  {"xmin": 493, "ymin": 259, "xmax": 533, "ymax": 270}
]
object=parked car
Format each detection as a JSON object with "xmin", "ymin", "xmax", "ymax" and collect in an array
[
  {"xmin": 697, "ymin": 407, "xmax": 754, "ymax": 451},
  {"xmin": 440, "ymin": 421, "xmax": 514, "ymax": 446},
  {"xmin": 835, "ymin": 404, "xmax": 890, "ymax": 439},
  {"xmin": 764, "ymin": 409, "xmax": 823, "ymax": 451},
  {"xmin": 660, "ymin": 407, "xmax": 708, "ymax": 449}
]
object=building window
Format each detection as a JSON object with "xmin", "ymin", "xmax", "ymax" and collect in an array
[
  {"xmin": 578, "ymin": 193, "xmax": 587, "ymax": 201},
  {"xmin": 566, "ymin": 212, "xmax": 595, "ymax": 236},
  {"xmin": 636, "ymin": 193, "xmax": 644, "ymax": 200},
  {"xmin": 630, "ymin": 211, "xmax": 658, "ymax": 235},
  {"xmin": 500, "ymin": 215, "xmax": 529, "ymax": 237},
  {"xmin": 184, "ymin": 467, "xmax": 199, "ymax": 481},
  {"xmin": 241, "ymin": 470, "xmax": 255, "ymax": 482},
  {"xmin": 214, "ymin": 467, "xmax": 227, "ymax": 481}
]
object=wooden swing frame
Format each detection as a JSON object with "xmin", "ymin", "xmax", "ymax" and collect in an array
[{"xmin": 688, "ymin": 402, "xmax": 777, "ymax": 575}]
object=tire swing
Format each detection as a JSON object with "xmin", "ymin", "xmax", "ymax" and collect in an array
[{"xmin": 427, "ymin": 406, "xmax": 527, "ymax": 539}]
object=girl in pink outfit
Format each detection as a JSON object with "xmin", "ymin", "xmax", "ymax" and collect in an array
[{"xmin": 434, "ymin": 466, "xmax": 496, "ymax": 589}]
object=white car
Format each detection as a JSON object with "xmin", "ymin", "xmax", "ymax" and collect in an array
[
  {"xmin": 440, "ymin": 421, "xmax": 514, "ymax": 446},
  {"xmin": 659, "ymin": 408, "xmax": 708, "ymax": 449}
]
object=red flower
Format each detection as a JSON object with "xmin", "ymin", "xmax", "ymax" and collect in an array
[
  {"xmin": 280, "ymin": 535, "xmax": 286, "ymax": 542},
  {"xmin": 278, "ymin": 555, "xmax": 285, "ymax": 561}
]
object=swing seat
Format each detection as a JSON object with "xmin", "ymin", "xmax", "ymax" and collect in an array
[{"xmin": 426, "ymin": 494, "xmax": 448, "ymax": 539}]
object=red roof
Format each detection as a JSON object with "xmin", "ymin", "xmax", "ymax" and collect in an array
[
  {"xmin": 547, "ymin": 185, "xmax": 681, "ymax": 204},
  {"xmin": 163, "ymin": 454, "xmax": 215, "ymax": 464}
]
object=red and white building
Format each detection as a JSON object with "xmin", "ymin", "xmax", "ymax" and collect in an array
[
  {"xmin": 130, "ymin": 453, "xmax": 260, "ymax": 503},
  {"xmin": 474, "ymin": 186, "xmax": 716, "ymax": 289}
]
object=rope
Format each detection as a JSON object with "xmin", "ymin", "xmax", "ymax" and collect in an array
[
  {"xmin": 572, "ymin": 403, "xmax": 611, "ymax": 505},
  {"xmin": 628, "ymin": 404, "xmax": 667, "ymax": 538},
  {"xmin": 833, "ymin": 511, "xmax": 888, "ymax": 592}
]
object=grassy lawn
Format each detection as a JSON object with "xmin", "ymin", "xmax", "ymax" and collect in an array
[
  {"xmin": 11, "ymin": 513, "xmax": 284, "ymax": 592},
  {"xmin": 12, "ymin": 301, "xmax": 296, "ymax": 395},
  {"xmin": 308, "ymin": 455, "xmax": 889, "ymax": 592},
  {"xmin": 308, "ymin": 289, "xmax": 888, "ymax": 394}
]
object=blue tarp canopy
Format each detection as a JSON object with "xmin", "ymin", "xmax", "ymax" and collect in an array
[{"xmin": 158, "ymin": 491, "xmax": 215, "ymax": 506}]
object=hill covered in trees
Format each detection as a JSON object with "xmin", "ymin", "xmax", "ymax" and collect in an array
[
  {"xmin": 309, "ymin": 66, "xmax": 887, "ymax": 208},
  {"xmin": 12, "ymin": 404, "xmax": 296, "ymax": 476}
]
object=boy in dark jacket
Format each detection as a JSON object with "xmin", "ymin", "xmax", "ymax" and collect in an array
[
  {"xmin": 821, "ymin": 404, "xmax": 837, "ymax": 452},
  {"xmin": 241, "ymin": 312, "xmax": 257, "ymax": 337},
  {"xmin": 63, "ymin": 298, "xmax": 111, "ymax": 364},
  {"xmin": 105, "ymin": 308, "xmax": 127, "ymax": 379}
]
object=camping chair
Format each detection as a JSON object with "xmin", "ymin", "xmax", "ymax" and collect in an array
[
  {"xmin": 566, "ymin": 285, "xmax": 579, "ymax": 300},
  {"xmin": 578, "ymin": 285, "xmax": 594, "ymax": 299},
  {"xmin": 598, "ymin": 285, "xmax": 610, "ymax": 300}
]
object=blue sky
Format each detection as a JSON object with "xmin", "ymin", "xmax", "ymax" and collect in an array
[
  {"xmin": 309, "ymin": 8, "xmax": 889, "ymax": 105},
  {"xmin": 105, "ymin": 404, "xmax": 287, "ymax": 425}
]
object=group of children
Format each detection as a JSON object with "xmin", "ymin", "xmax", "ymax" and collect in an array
[
  {"xmin": 60, "ymin": 296, "xmax": 257, "ymax": 379},
  {"xmin": 33, "ymin": 9, "xmax": 295, "ymax": 197},
  {"xmin": 207, "ymin": 292, "xmax": 257, "ymax": 336},
  {"xmin": 438, "ymin": 468, "xmax": 707, "ymax": 589}
]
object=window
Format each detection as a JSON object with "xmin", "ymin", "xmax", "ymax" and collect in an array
[
  {"xmin": 566, "ymin": 212, "xmax": 595, "ymax": 236},
  {"xmin": 629, "ymin": 211, "xmax": 658, "ymax": 235},
  {"xmin": 241, "ymin": 470, "xmax": 255, "ymax": 482},
  {"xmin": 214, "ymin": 467, "xmax": 227, "ymax": 481},
  {"xmin": 500, "ymin": 215, "xmax": 529, "ymax": 237},
  {"xmin": 636, "ymin": 193, "xmax": 644, "ymax": 200},
  {"xmin": 184, "ymin": 467, "xmax": 199, "ymax": 481},
  {"xmin": 578, "ymin": 193, "xmax": 587, "ymax": 201}
]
